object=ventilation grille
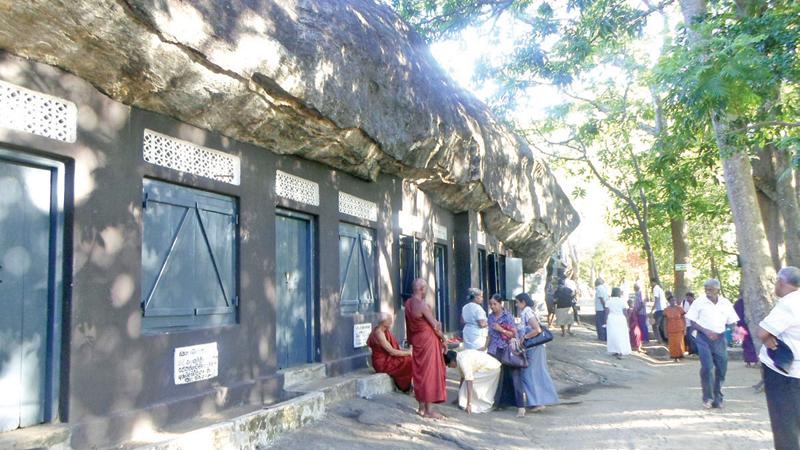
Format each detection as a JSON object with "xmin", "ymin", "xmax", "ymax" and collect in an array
[
  {"xmin": 0, "ymin": 80, "xmax": 77, "ymax": 143},
  {"xmin": 143, "ymin": 129, "xmax": 240, "ymax": 185},
  {"xmin": 275, "ymin": 170, "xmax": 319, "ymax": 206},
  {"xmin": 339, "ymin": 192, "xmax": 378, "ymax": 222}
]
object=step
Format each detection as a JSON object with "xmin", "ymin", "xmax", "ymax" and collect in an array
[
  {"xmin": 278, "ymin": 363, "xmax": 327, "ymax": 389},
  {"xmin": 128, "ymin": 391, "xmax": 325, "ymax": 450},
  {"xmin": 286, "ymin": 369, "xmax": 396, "ymax": 406},
  {"xmin": 0, "ymin": 424, "xmax": 71, "ymax": 450}
]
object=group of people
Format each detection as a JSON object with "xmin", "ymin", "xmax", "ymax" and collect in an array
[
  {"xmin": 596, "ymin": 278, "xmax": 689, "ymax": 361},
  {"xmin": 366, "ymin": 278, "xmax": 559, "ymax": 419}
]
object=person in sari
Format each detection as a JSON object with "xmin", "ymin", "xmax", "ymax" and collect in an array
[
  {"xmin": 367, "ymin": 312, "xmax": 413, "ymax": 391},
  {"xmin": 634, "ymin": 284, "xmax": 650, "ymax": 343},
  {"xmin": 628, "ymin": 298, "xmax": 643, "ymax": 352},
  {"xmin": 515, "ymin": 293, "xmax": 559, "ymax": 416},
  {"xmin": 486, "ymin": 294, "xmax": 524, "ymax": 412},
  {"xmin": 664, "ymin": 293, "xmax": 686, "ymax": 362},
  {"xmin": 605, "ymin": 287, "xmax": 631, "ymax": 359},
  {"xmin": 733, "ymin": 297, "xmax": 759, "ymax": 366},
  {"xmin": 445, "ymin": 350, "xmax": 501, "ymax": 414},
  {"xmin": 405, "ymin": 278, "xmax": 447, "ymax": 419}
]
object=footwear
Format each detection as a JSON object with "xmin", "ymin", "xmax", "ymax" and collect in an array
[
  {"xmin": 530, "ymin": 405, "xmax": 546, "ymax": 413},
  {"xmin": 703, "ymin": 401, "xmax": 713, "ymax": 409},
  {"xmin": 712, "ymin": 403, "xmax": 722, "ymax": 409},
  {"xmin": 516, "ymin": 407, "xmax": 526, "ymax": 418}
]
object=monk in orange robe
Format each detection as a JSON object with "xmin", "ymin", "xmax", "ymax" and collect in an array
[
  {"xmin": 405, "ymin": 278, "xmax": 447, "ymax": 419},
  {"xmin": 664, "ymin": 293, "xmax": 686, "ymax": 361},
  {"xmin": 367, "ymin": 312, "xmax": 412, "ymax": 392}
]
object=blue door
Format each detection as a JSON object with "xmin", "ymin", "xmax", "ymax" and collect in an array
[
  {"xmin": 434, "ymin": 244, "xmax": 449, "ymax": 332},
  {"xmin": 0, "ymin": 159, "xmax": 54, "ymax": 432},
  {"xmin": 276, "ymin": 211, "xmax": 315, "ymax": 369}
]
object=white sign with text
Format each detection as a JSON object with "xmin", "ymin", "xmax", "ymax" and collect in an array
[
  {"xmin": 353, "ymin": 323, "xmax": 372, "ymax": 348},
  {"xmin": 174, "ymin": 342, "xmax": 218, "ymax": 385}
]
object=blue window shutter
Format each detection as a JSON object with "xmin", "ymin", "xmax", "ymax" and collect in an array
[
  {"xmin": 339, "ymin": 223, "xmax": 376, "ymax": 315},
  {"xmin": 141, "ymin": 179, "xmax": 237, "ymax": 329}
]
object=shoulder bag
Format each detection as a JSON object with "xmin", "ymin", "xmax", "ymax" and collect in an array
[
  {"xmin": 500, "ymin": 340, "xmax": 529, "ymax": 368},
  {"xmin": 523, "ymin": 325, "xmax": 554, "ymax": 348}
]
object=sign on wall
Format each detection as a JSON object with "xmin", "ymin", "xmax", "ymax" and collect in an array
[
  {"xmin": 174, "ymin": 342, "xmax": 219, "ymax": 385},
  {"xmin": 353, "ymin": 323, "xmax": 372, "ymax": 348}
]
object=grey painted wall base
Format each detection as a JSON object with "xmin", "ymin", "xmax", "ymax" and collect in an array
[{"xmin": 0, "ymin": 424, "xmax": 70, "ymax": 450}]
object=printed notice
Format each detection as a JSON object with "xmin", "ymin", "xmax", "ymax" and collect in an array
[
  {"xmin": 174, "ymin": 342, "xmax": 218, "ymax": 385},
  {"xmin": 353, "ymin": 323, "xmax": 372, "ymax": 348}
]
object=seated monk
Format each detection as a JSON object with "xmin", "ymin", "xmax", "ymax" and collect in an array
[{"xmin": 367, "ymin": 312, "xmax": 413, "ymax": 392}]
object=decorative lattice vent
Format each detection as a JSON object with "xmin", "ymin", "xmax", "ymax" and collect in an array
[
  {"xmin": 275, "ymin": 170, "xmax": 319, "ymax": 206},
  {"xmin": 143, "ymin": 129, "xmax": 240, "ymax": 185},
  {"xmin": 434, "ymin": 223, "xmax": 448, "ymax": 241},
  {"xmin": 339, "ymin": 192, "xmax": 378, "ymax": 222},
  {"xmin": 477, "ymin": 231, "xmax": 487, "ymax": 246},
  {"xmin": 0, "ymin": 80, "xmax": 77, "ymax": 143}
]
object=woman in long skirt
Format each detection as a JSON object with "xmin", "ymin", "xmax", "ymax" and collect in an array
[
  {"xmin": 605, "ymin": 287, "xmax": 632, "ymax": 358},
  {"xmin": 514, "ymin": 293, "xmax": 559, "ymax": 417},
  {"xmin": 627, "ymin": 299, "xmax": 643, "ymax": 352}
]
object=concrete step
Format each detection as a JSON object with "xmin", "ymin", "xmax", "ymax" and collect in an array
[
  {"xmin": 127, "ymin": 391, "xmax": 325, "ymax": 450},
  {"xmin": 278, "ymin": 363, "xmax": 327, "ymax": 389},
  {"xmin": 0, "ymin": 424, "xmax": 71, "ymax": 450}
]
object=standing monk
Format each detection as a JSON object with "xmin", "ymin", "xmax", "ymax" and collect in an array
[{"xmin": 405, "ymin": 278, "xmax": 447, "ymax": 419}]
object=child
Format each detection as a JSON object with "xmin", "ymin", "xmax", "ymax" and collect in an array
[{"xmin": 664, "ymin": 293, "xmax": 686, "ymax": 362}]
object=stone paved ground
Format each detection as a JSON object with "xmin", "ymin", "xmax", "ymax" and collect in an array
[{"xmin": 270, "ymin": 323, "xmax": 773, "ymax": 449}]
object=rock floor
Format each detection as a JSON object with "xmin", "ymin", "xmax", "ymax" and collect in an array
[{"xmin": 270, "ymin": 323, "xmax": 773, "ymax": 449}]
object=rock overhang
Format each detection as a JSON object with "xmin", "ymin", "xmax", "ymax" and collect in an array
[{"xmin": 0, "ymin": 0, "xmax": 579, "ymax": 270}]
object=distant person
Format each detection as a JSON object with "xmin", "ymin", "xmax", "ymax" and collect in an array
[
  {"xmin": 565, "ymin": 278, "xmax": 581, "ymax": 324},
  {"xmin": 664, "ymin": 293, "xmax": 686, "ymax": 362},
  {"xmin": 405, "ymin": 278, "xmax": 447, "ymax": 419},
  {"xmin": 445, "ymin": 349, "xmax": 502, "ymax": 414},
  {"xmin": 486, "ymin": 294, "xmax": 524, "ymax": 413},
  {"xmin": 650, "ymin": 279, "xmax": 666, "ymax": 342},
  {"xmin": 515, "ymin": 293, "xmax": 559, "ymax": 416},
  {"xmin": 733, "ymin": 297, "xmax": 759, "ymax": 367},
  {"xmin": 634, "ymin": 284, "xmax": 650, "ymax": 343},
  {"xmin": 461, "ymin": 288, "xmax": 488, "ymax": 350},
  {"xmin": 627, "ymin": 298, "xmax": 643, "ymax": 353},
  {"xmin": 683, "ymin": 292, "xmax": 697, "ymax": 354},
  {"xmin": 554, "ymin": 280, "xmax": 575, "ymax": 337},
  {"xmin": 757, "ymin": 266, "xmax": 800, "ymax": 450},
  {"xmin": 605, "ymin": 287, "xmax": 631, "ymax": 359},
  {"xmin": 686, "ymin": 279, "xmax": 739, "ymax": 409},
  {"xmin": 367, "ymin": 312, "xmax": 413, "ymax": 392},
  {"xmin": 594, "ymin": 278, "xmax": 609, "ymax": 341}
]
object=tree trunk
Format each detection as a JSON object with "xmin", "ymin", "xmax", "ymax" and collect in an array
[
  {"xmin": 671, "ymin": 217, "xmax": 690, "ymax": 299},
  {"xmin": 773, "ymin": 146, "xmax": 800, "ymax": 266},
  {"xmin": 678, "ymin": 0, "xmax": 776, "ymax": 339},
  {"xmin": 752, "ymin": 145, "xmax": 785, "ymax": 269},
  {"xmin": 639, "ymin": 221, "xmax": 660, "ymax": 286},
  {"xmin": 712, "ymin": 114, "xmax": 776, "ymax": 332}
]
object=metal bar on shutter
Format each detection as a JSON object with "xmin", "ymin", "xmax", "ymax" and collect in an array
[{"xmin": 195, "ymin": 206, "xmax": 230, "ymax": 307}]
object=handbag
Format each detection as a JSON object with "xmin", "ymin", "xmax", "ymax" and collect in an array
[
  {"xmin": 499, "ymin": 340, "xmax": 528, "ymax": 368},
  {"xmin": 523, "ymin": 325, "xmax": 554, "ymax": 348}
]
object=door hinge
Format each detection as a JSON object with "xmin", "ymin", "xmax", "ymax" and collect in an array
[
  {"xmin": 234, "ymin": 295, "xmax": 239, "ymax": 306},
  {"xmin": 234, "ymin": 214, "xmax": 239, "ymax": 225},
  {"xmin": 142, "ymin": 192, "xmax": 149, "ymax": 209}
]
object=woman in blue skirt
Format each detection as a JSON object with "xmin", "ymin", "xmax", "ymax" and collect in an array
[{"xmin": 514, "ymin": 293, "xmax": 560, "ymax": 416}]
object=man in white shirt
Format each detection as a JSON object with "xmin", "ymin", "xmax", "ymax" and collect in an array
[
  {"xmin": 651, "ymin": 279, "xmax": 666, "ymax": 342},
  {"xmin": 686, "ymin": 279, "xmax": 739, "ymax": 409},
  {"xmin": 445, "ymin": 349, "xmax": 501, "ymax": 414},
  {"xmin": 757, "ymin": 266, "xmax": 800, "ymax": 450},
  {"xmin": 594, "ymin": 278, "xmax": 609, "ymax": 341}
]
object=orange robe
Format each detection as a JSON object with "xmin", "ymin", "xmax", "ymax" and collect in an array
[
  {"xmin": 664, "ymin": 305, "xmax": 686, "ymax": 358},
  {"xmin": 405, "ymin": 298, "xmax": 446, "ymax": 403},
  {"xmin": 366, "ymin": 328, "xmax": 413, "ymax": 392}
]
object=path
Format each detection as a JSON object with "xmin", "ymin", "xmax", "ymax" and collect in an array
[{"xmin": 270, "ymin": 322, "xmax": 773, "ymax": 449}]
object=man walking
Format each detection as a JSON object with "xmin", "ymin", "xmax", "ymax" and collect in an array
[
  {"xmin": 757, "ymin": 266, "xmax": 800, "ymax": 450},
  {"xmin": 594, "ymin": 278, "xmax": 609, "ymax": 341},
  {"xmin": 686, "ymin": 279, "xmax": 738, "ymax": 409},
  {"xmin": 651, "ymin": 278, "xmax": 666, "ymax": 342}
]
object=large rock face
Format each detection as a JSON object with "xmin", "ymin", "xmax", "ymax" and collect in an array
[{"xmin": 0, "ymin": 0, "xmax": 579, "ymax": 269}]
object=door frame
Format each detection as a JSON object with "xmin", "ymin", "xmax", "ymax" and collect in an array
[
  {"xmin": 0, "ymin": 147, "xmax": 66, "ymax": 425},
  {"xmin": 275, "ymin": 208, "xmax": 318, "ymax": 366},
  {"xmin": 433, "ymin": 244, "xmax": 449, "ymax": 332}
]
